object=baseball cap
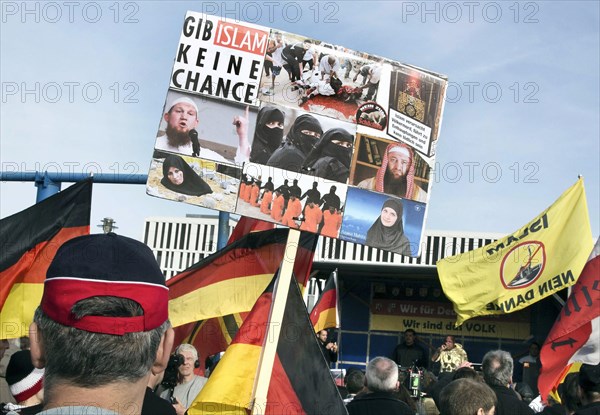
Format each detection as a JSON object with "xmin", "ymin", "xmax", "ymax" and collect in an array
[{"xmin": 40, "ymin": 233, "xmax": 168, "ymax": 336}]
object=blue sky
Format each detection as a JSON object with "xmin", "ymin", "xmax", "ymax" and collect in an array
[{"xmin": 1, "ymin": 1, "xmax": 598, "ymax": 240}]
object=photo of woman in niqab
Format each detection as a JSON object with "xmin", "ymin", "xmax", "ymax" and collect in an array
[
  {"xmin": 267, "ymin": 114, "xmax": 323, "ymax": 172},
  {"xmin": 249, "ymin": 106, "xmax": 285, "ymax": 164},
  {"xmin": 302, "ymin": 128, "xmax": 354, "ymax": 182},
  {"xmin": 160, "ymin": 154, "xmax": 213, "ymax": 197},
  {"xmin": 366, "ymin": 198, "xmax": 411, "ymax": 255}
]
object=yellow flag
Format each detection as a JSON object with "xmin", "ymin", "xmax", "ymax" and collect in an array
[{"xmin": 437, "ymin": 178, "xmax": 593, "ymax": 326}]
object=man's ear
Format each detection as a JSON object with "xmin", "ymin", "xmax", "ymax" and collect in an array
[
  {"xmin": 29, "ymin": 322, "xmax": 46, "ymax": 369},
  {"xmin": 395, "ymin": 380, "xmax": 400, "ymax": 391},
  {"xmin": 152, "ymin": 327, "xmax": 175, "ymax": 375}
]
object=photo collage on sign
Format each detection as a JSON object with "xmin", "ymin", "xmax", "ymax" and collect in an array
[{"xmin": 146, "ymin": 11, "xmax": 448, "ymax": 257}]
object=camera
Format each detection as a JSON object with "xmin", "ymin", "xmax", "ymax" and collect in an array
[{"xmin": 161, "ymin": 353, "xmax": 184, "ymax": 391}]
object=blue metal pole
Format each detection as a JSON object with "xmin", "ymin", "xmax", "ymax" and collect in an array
[
  {"xmin": 34, "ymin": 172, "xmax": 61, "ymax": 202},
  {"xmin": 1, "ymin": 171, "xmax": 149, "ymax": 203},
  {"xmin": 217, "ymin": 211, "xmax": 230, "ymax": 249},
  {"xmin": 1, "ymin": 171, "xmax": 148, "ymax": 184}
]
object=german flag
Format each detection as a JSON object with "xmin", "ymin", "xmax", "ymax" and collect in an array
[
  {"xmin": 539, "ymin": 238, "xmax": 600, "ymax": 402},
  {"xmin": 227, "ymin": 217, "xmax": 275, "ymax": 244},
  {"xmin": 310, "ymin": 270, "xmax": 339, "ymax": 333},
  {"xmin": 174, "ymin": 217, "xmax": 272, "ymax": 372},
  {"xmin": 171, "ymin": 219, "xmax": 317, "ymax": 373},
  {"xmin": 0, "ymin": 179, "xmax": 92, "ymax": 339},
  {"xmin": 190, "ymin": 273, "xmax": 347, "ymax": 415},
  {"xmin": 189, "ymin": 278, "xmax": 277, "ymax": 414},
  {"xmin": 269, "ymin": 273, "xmax": 347, "ymax": 414},
  {"xmin": 168, "ymin": 229, "xmax": 317, "ymax": 328}
]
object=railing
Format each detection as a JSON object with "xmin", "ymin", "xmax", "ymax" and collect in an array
[
  {"xmin": 144, "ymin": 216, "xmax": 502, "ymax": 278},
  {"xmin": 145, "ymin": 216, "xmax": 236, "ymax": 278},
  {"xmin": 315, "ymin": 231, "xmax": 501, "ymax": 267}
]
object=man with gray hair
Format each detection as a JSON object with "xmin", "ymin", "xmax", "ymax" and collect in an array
[
  {"xmin": 482, "ymin": 350, "xmax": 534, "ymax": 415},
  {"xmin": 160, "ymin": 343, "xmax": 207, "ymax": 415},
  {"xmin": 29, "ymin": 233, "xmax": 175, "ymax": 415},
  {"xmin": 346, "ymin": 356, "xmax": 413, "ymax": 415}
]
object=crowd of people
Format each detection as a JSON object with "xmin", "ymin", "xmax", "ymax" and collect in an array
[
  {"xmin": 337, "ymin": 348, "xmax": 599, "ymax": 415},
  {"xmin": 0, "ymin": 233, "xmax": 598, "ymax": 415}
]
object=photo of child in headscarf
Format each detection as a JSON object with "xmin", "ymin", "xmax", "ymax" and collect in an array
[
  {"xmin": 366, "ymin": 198, "xmax": 410, "ymax": 255},
  {"xmin": 146, "ymin": 152, "xmax": 241, "ymax": 212}
]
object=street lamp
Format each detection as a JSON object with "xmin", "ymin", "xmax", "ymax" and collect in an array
[{"xmin": 98, "ymin": 217, "xmax": 118, "ymax": 234}]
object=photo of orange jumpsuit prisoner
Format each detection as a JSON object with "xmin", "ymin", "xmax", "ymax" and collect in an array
[
  {"xmin": 281, "ymin": 196, "xmax": 302, "ymax": 228},
  {"xmin": 321, "ymin": 208, "xmax": 342, "ymax": 238},
  {"xmin": 270, "ymin": 192, "xmax": 285, "ymax": 222},
  {"xmin": 260, "ymin": 190, "xmax": 273, "ymax": 214},
  {"xmin": 300, "ymin": 203, "xmax": 323, "ymax": 233}
]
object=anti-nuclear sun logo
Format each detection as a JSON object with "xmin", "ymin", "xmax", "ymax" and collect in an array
[{"xmin": 500, "ymin": 241, "xmax": 546, "ymax": 289}]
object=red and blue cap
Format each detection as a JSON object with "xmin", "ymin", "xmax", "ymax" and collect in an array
[{"xmin": 41, "ymin": 233, "xmax": 168, "ymax": 336}]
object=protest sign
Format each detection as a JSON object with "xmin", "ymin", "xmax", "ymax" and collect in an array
[{"xmin": 147, "ymin": 11, "xmax": 448, "ymax": 257}]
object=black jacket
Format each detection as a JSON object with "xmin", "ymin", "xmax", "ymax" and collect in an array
[
  {"xmin": 346, "ymin": 392, "xmax": 413, "ymax": 415},
  {"xmin": 490, "ymin": 384, "xmax": 534, "ymax": 415},
  {"xmin": 575, "ymin": 401, "xmax": 600, "ymax": 415},
  {"xmin": 142, "ymin": 387, "xmax": 176, "ymax": 415}
]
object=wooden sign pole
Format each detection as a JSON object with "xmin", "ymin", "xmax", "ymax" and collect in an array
[{"xmin": 250, "ymin": 228, "xmax": 300, "ymax": 415}]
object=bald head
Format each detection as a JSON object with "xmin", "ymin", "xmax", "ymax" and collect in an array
[{"xmin": 366, "ymin": 357, "xmax": 399, "ymax": 393}]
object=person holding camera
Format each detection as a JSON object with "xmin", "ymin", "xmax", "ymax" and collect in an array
[{"xmin": 160, "ymin": 344, "xmax": 207, "ymax": 415}]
